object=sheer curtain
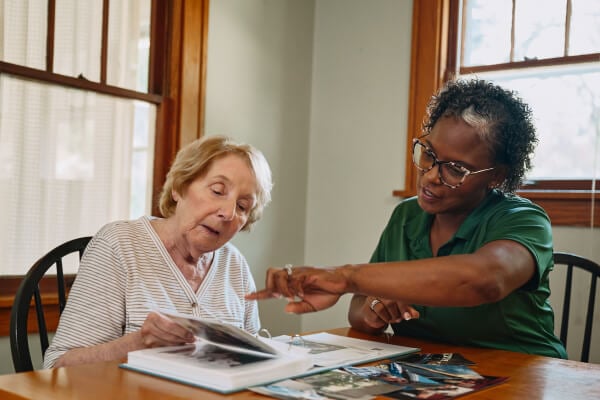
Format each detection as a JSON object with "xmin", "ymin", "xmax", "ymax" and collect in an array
[{"xmin": 0, "ymin": 0, "xmax": 155, "ymax": 275}]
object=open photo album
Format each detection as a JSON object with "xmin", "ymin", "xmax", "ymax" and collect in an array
[{"xmin": 121, "ymin": 311, "xmax": 419, "ymax": 393}]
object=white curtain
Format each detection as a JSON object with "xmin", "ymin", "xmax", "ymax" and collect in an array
[
  {"xmin": 0, "ymin": 77, "xmax": 143, "ymax": 274},
  {"xmin": 0, "ymin": 0, "xmax": 155, "ymax": 274}
]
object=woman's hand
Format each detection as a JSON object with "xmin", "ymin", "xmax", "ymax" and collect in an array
[
  {"xmin": 246, "ymin": 265, "xmax": 352, "ymax": 314},
  {"xmin": 364, "ymin": 297, "xmax": 420, "ymax": 328},
  {"xmin": 139, "ymin": 311, "xmax": 195, "ymax": 348},
  {"xmin": 54, "ymin": 311, "xmax": 196, "ymax": 367},
  {"xmin": 348, "ymin": 294, "xmax": 420, "ymax": 334}
]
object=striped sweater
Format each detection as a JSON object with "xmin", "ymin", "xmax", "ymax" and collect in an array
[{"xmin": 43, "ymin": 216, "xmax": 260, "ymax": 368}]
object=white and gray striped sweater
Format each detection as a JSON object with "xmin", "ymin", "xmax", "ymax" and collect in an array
[{"xmin": 43, "ymin": 216, "xmax": 260, "ymax": 368}]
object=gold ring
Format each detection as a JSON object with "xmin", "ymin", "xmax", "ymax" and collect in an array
[
  {"xmin": 284, "ymin": 264, "xmax": 293, "ymax": 277},
  {"xmin": 369, "ymin": 298, "xmax": 381, "ymax": 311}
]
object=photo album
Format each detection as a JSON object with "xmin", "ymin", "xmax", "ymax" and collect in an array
[{"xmin": 120, "ymin": 310, "xmax": 419, "ymax": 393}]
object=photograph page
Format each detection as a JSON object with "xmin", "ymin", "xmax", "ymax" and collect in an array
[
  {"xmin": 273, "ymin": 332, "xmax": 419, "ymax": 369},
  {"xmin": 159, "ymin": 309, "xmax": 281, "ymax": 358}
]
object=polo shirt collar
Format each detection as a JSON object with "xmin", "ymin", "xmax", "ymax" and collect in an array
[
  {"xmin": 454, "ymin": 189, "xmax": 502, "ymax": 240},
  {"xmin": 404, "ymin": 190, "xmax": 503, "ymax": 257}
]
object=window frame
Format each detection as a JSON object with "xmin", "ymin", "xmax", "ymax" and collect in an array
[
  {"xmin": 394, "ymin": 0, "xmax": 600, "ymax": 228},
  {"xmin": 0, "ymin": 0, "xmax": 210, "ymax": 337}
]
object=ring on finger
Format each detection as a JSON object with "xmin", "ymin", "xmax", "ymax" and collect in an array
[{"xmin": 369, "ymin": 298, "xmax": 381, "ymax": 311}]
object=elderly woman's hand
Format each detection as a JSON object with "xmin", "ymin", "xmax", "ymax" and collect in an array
[{"xmin": 139, "ymin": 311, "xmax": 195, "ymax": 348}]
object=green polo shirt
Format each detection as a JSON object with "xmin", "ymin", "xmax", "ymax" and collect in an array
[{"xmin": 371, "ymin": 190, "xmax": 567, "ymax": 358}]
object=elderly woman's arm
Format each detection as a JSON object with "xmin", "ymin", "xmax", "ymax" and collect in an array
[{"xmin": 53, "ymin": 312, "xmax": 194, "ymax": 367}]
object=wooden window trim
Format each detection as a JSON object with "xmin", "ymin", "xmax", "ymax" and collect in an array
[
  {"xmin": 0, "ymin": 0, "xmax": 210, "ymax": 337},
  {"xmin": 459, "ymin": 53, "xmax": 600, "ymax": 75},
  {"xmin": 0, "ymin": 61, "xmax": 163, "ymax": 103},
  {"xmin": 395, "ymin": 0, "xmax": 600, "ymax": 228},
  {"xmin": 395, "ymin": 0, "xmax": 452, "ymax": 199},
  {"xmin": 151, "ymin": 0, "xmax": 210, "ymax": 216}
]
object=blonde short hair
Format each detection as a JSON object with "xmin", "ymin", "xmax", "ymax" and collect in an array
[{"xmin": 158, "ymin": 135, "xmax": 272, "ymax": 231}]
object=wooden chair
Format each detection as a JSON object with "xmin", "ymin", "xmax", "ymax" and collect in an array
[
  {"xmin": 553, "ymin": 252, "xmax": 600, "ymax": 362},
  {"xmin": 10, "ymin": 236, "xmax": 92, "ymax": 372}
]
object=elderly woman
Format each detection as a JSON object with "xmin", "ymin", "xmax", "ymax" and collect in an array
[
  {"xmin": 249, "ymin": 79, "xmax": 567, "ymax": 359},
  {"xmin": 44, "ymin": 135, "xmax": 272, "ymax": 368}
]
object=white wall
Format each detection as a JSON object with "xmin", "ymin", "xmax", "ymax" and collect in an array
[
  {"xmin": 205, "ymin": 0, "xmax": 414, "ymax": 336},
  {"xmin": 302, "ymin": 0, "xmax": 413, "ymax": 332},
  {"xmin": 205, "ymin": 0, "xmax": 316, "ymax": 336}
]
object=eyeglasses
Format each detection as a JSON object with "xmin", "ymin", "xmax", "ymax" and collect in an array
[{"xmin": 412, "ymin": 139, "xmax": 495, "ymax": 189}]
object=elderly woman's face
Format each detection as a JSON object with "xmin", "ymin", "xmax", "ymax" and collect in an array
[
  {"xmin": 416, "ymin": 116, "xmax": 497, "ymax": 217},
  {"xmin": 172, "ymin": 154, "xmax": 257, "ymax": 256}
]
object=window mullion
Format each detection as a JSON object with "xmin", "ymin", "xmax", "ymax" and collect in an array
[
  {"xmin": 100, "ymin": 0, "xmax": 109, "ymax": 84},
  {"xmin": 565, "ymin": 0, "xmax": 572, "ymax": 56},
  {"xmin": 459, "ymin": 0, "xmax": 467, "ymax": 70},
  {"xmin": 46, "ymin": 0, "xmax": 56, "ymax": 72},
  {"xmin": 510, "ymin": 0, "xmax": 516, "ymax": 62},
  {"xmin": 0, "ymin": 61, "xmax": 162, "ymax": 103},
  {"xmin": 445, "ymin": 0, "xmax": 460, "ymax": 81},
  {"xmin": 148, "ymin": 0, "xmax": 169, "ymax": 95}
]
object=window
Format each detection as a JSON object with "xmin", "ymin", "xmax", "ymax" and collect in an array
[
  {"xmin": 0, "ymin": 0, "xmax": 158, "ymax": 275},
  {"xmin": 397, "ymin": 0, "xmax": 599, "ymax": 227},
  {"xmin": 0, "ymin": 0, "xmax": 209, "ymax": 335}
]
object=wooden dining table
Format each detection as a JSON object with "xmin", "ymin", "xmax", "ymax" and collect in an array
[{"xmin": 0, "ymin": 327, "xmax": 598, "ymax": 400}]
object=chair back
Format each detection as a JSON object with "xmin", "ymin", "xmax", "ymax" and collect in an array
[
  {"xmin": 10, "ymin": 236, "xmax": 92, "ymax": 372},
  {"xmin": 552, "ymin": 252, "xmax": 600, "ymax": 363}
]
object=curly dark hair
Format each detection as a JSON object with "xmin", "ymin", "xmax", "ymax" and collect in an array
[{"xmin": 422, "ymin": 79, "xmax": 537, "ymax": 193}]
